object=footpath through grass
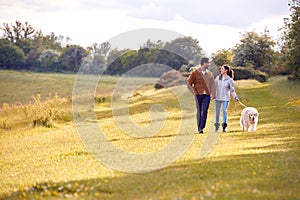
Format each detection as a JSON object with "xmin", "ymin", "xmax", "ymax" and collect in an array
[{"xmin": 0, "ymin": 73, "xmax": 299, "ymax": 199}]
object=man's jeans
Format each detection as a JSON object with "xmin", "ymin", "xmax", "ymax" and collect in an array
[{"xmin": 195, "ymin": 94, "xmax": 211, "ymax": 132}]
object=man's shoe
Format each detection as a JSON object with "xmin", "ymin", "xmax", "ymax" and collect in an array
[{"xmin": 198, "ymin": 130, "xmax": 204, "ymax": 134}]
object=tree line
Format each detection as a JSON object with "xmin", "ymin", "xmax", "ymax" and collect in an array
[
  {"xmin": 0, "ymin": 0, "xmax": 299, "ymax": 79},
  {"xmin": 212, "ymin": 0, "xmax": 299, "ymax": 80},
  {"xmin": 0, "ymin": 22, "xmax": 202, "ymax": 76}
]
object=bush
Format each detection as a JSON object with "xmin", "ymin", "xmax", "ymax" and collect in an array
[
  {"xmin": 0, "ymin": 43, "xmax": 25, "ymax": 69},
  {"xmin": 154, "ymin": 70, "xmax": 187, "ymax": 89},
  {"xmin": 0, "ymin": 94, "xmax": 72, "ymax": 130},
  {"xmin": 24, "ymin": 94, "xmax": 72, "ymax": 127},
  {"xmin": 259, "ymin": 65, "xmax": 290, "ymax": 76},
  {"xmin": 233, "ymin": 67, "xmax": 268, "ymax": 82}
]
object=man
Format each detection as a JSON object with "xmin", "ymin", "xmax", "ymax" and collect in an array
[{"xmin": 187, "ymin": 57, "xmax": 216, "ymax": 134}]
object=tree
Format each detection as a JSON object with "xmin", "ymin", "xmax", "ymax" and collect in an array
[
  {"xmin": 1, "ymin": 21, "xmax": 35, "ymax": 42},
  {"xmin": 88, "ymin": 42, "xmax": 111, "ymax": 57},
  {"xmin": 232, "ymin": 31, "xmax": 276, "ymax": 70},
  {"xmin": 148, "ymin": 49, "xmax": 188, "ymax": 71},
  {"xmin": 98, "ymin": 42, "xmax": 111, "ymax": 58},
  {"xmin": 60, "ymin": 45, "xmax": 87, "ymax": 72},
  {"xmin": 39, "ymin": 50, "xmax": 59, "ymax": 72},
  {"xmin": 140, "ymin": 39, "xmax": 164, "ymax": 49},
  {"xmin": 105, "ymin": 48, "xmax": 128, "ymax": 75},
  {"xmin": 211, "ymin": 49, "xmax": 233, "ymax": 66},
  {"xmin": 15, "ymin": 39, "xmax": 33, "ymax": 55},
  {"xmin": 163, "ymin": 36, "xmax": 204, "ymax": 65},
  {"xmin": 120, "ymin": 50, "xmax": 139, "ymax": 74},
  {"xmin": 286, "ymin": 0, "xmax": 300, "ymax": 79},
  {"xmin": 90, "ymin": 54, "xmax": 106, "ymax": 73},
  {"xmin": 0, "ymin": 41, "xmax": 25, "ymax": 69},
  {"xmin": 25, "ymin": 31, "xmax": 65, "ymax": 70}
]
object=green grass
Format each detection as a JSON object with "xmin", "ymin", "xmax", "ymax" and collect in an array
[
  {"xmin": 0, "ymin": 70, "xmax": 299, "ymax": 199},
  {"xmin": 0, "ymin": 70, "xmax": 124, "ymax": 105},
  {"xmin": 268, "ymin": 76, "xmax": 300, "ymax": 109},
  {"xmin": 0, "ymin": 70, "xmax": 75, "ymax": 105}
]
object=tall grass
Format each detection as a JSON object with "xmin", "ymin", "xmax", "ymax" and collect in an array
[
  {"xmin": 268, "ymin": 76, "xmax": 300, "ymax": 110},
  {"xmin": 0, "ymin": 93, "xmax": 72, "ymax": 129}
]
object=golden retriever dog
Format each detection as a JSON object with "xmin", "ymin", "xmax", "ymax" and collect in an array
[{"xmin": 240, "ymin": 107, "xmax": 259, "ymax": 131}]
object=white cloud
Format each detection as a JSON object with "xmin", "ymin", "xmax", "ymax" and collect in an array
[
  {"xmin": 122, "ymin": 0, "xmax": 289, "ymax": 28},
  {"xmin": 0, "ymin": 0, "xmax": 290, "ymax": 55},
  {"xmin": 126, "ymin": 3, "xmax": 174, "ymax": 21}
]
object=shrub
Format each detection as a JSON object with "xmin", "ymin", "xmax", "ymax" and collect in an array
[
  {"xmin": 24, "ymin": 94, "xmax": 72, "ymax": 127},
  {"xmin": 0, "ymin": 94, "xmax": 72, "ymax": 130},
  {"xmin": 233, "ymin": 67, "xmax": 268, "ymax": 82},
  {"xmin": 154, "ymin": 70, "xmax": 187, "ymax": 89},
  {"xmin": 259, "ymin": 65, "xmax": 290, "ymax": 76}
]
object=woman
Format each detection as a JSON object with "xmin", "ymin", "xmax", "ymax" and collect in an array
[{"xmin": 214, "ymin": 65, "xmax": 239, "ymax": 132}]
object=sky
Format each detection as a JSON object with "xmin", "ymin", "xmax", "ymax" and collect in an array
[{"xmin": 0, "ymin": 0, "xmax": 290, "ymax": 56}]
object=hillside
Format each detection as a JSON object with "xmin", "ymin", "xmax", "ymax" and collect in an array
[{"xmin": 0, "ymin": 70, "xmax": 299, "ymax": 199}]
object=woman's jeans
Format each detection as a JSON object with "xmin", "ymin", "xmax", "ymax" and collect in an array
[
  {"xmin": 215, "ymin": 100, "xmax": 229, "ymax": 124},
  {"xmin": 195, "ymin": 94, "xmax": 211, "ymax": 132}
]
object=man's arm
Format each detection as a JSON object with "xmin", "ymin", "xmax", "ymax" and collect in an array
[
  {"xmin": 187, "ymin": 72, "xmax": 196, "ymax": 95},
  {"xmin": 187, "ymin": 82, "xmax": 195, "ymax": 95}
]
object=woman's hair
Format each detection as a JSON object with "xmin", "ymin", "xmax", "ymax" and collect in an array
[{"xmin": 219, "ymin": 65, "xmax": 234, "ymax": 80}]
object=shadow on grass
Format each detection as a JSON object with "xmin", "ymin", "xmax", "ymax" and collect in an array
[{"xmin": 3, "ymin": 145, "xmax": 299, "ymax": 200}]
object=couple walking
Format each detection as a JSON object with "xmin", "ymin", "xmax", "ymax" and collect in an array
[{"xmin": 187, "ymin": 57, "xmax": 239, "ymax": 134}]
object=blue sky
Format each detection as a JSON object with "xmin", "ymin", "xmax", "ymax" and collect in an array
[{"xmin": 0, "ymin": 0, "xmax": 290, "ymax": 55}]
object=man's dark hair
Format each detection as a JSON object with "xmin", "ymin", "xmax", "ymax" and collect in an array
[{"xmin": 200, "ymin": 57, "xmax": 209, "ymax": 66}]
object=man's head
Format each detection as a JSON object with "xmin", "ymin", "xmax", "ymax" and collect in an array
[{"xmin": 200, "ymin": 57, "xmax": 210, "ymax": 69}]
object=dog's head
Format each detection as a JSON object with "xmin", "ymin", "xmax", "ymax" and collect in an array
[{"xmin": 247, "ymin": 109, "xmax": 258, "ymax": 124}]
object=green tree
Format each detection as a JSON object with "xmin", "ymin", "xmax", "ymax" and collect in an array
[
  {"xmin": 26, "ymin": 31, "xmax": 65, "ymax": 70},
  {"xmin": 80, "ymin": 53, "xmax": 106, "ymax": 74},
  {"xmin": 163, "ymin": 36, "xmax": 204, "ymax": 65},
  {"xmin": 39, "ymin": 50, "xmax": 59, "ymax": 72},
  {"xmin": 0, "ymin": 41, "xmax": 25, "ymax": 69},
  {"xmin": 211, "ymin": 49, "xmax": 233, "ymax": 66},
  {"xmin": 148, "ymin": 49, "xmax": 188, "ymax": 71},
  {"xmin": 232, "ymin": 31, "xmax": 276, "ymax": 70},
  {"xmin": 42, "ymin": 32, "xmax": 64, "ymax": 50},
  {"xmin": 106, "ymin": 48, "xmax": 128, "ymax": 75},
  {"xmin": 59, "ymin": 45, "xmax": 87, "ymax": 72},
  {"xmin": 286, "ymin": 0, "xmax": 300, "ymax": 79},
  {"xmin": 98, "ymin": 42, "xmax": 111, "ymax": 58},
  {"xmin": 88, "ymin": 42, "xmax": 111, "ymax": 57},
  {"xmin": 86, "ymin": 42, "xmax": 111, "ymax": 74},
  {"xmin": 101, "ymin": 36, "xmax": 204, "ymax": 75},
  {"xmin": 120, "ymin": 50, "xmax": 138, "ymax": 74},
  {"xmin": 15, "ymin": 39, "xmax": 33, "ymax": 55},
  {"xmin": 140, "ymin": 39, "xmax": 164, "ymax": 49}
]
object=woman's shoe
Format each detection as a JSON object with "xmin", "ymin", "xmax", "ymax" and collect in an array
[
  {"xmin": 214, "ymin": 123, "xmax": 220, "ymax": 132},
  {"xmin": 222, "ymin": 123, "xmax": 227, "ymax": 132}
]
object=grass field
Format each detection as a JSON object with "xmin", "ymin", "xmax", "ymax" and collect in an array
[{"xmin": 0, "ymin": 70, "xmax": 299, "ymax": 199}]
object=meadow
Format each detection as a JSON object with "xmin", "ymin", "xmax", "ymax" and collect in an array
[{"xmin": 0, "ymin": 70, "xmax": 299, "ymax": 199}]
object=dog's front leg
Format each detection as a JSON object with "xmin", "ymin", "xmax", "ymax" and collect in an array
[{"xmin": 242, "ymin": 121, "xmax": 247, "ymax": 131}]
